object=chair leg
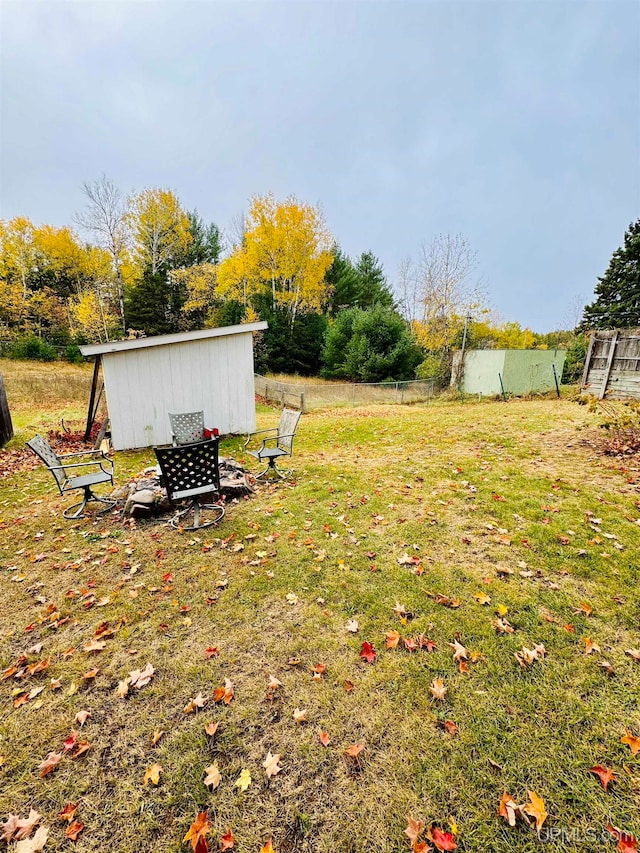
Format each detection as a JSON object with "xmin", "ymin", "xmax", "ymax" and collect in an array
[
  {"xmin": 63, "ymin": 487, "xmax": 116, "ymax": 520},
  {"xmin": 255, "ymin": 457, "xmax": 288, "ymax": 480},
  {"xmin": 170, "ymin": 498, "xmax": 225, "ymax": 531}
]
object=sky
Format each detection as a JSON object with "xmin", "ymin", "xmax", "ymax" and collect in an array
[{"xmin": 1, "ymin": 0, "xmax": 638, "ymax": 332}]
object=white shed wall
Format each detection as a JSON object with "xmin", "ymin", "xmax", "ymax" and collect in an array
[{"xmin": 102, "ymin": 333, "xmax": 257, "ymax": 450}]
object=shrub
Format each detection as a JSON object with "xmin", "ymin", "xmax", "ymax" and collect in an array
[
  {"xmin": 65, "ymin": 344, "xmax": 84, "ymax": 364},
  {"xmin": 10, "ymin": 336, "xmax": 57, "ymax": 361}
]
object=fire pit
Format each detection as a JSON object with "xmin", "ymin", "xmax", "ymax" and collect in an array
[{"xmin": 110, "ymin": 457, "xmax": 254, "ymax": 518}]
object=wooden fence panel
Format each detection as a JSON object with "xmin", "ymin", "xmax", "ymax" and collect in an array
[{"xmin": 582, "ymin": 329, "xmax": 640, "ymax": 399}]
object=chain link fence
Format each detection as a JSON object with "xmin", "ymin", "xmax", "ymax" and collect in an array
[{"xmin": 254, "ymin": 374, "xmax": 436, "ymax": 411}]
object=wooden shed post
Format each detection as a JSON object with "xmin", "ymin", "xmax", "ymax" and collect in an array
[
  {"xmin": 0, "ymin": 371, "xmax": 13, "ymax": 447},
  {"xmin": 84, "ymin": 357, "xmax": 101, "ymax": 441},
  {"xmin": 599, "ymin": 330, "xmax": 619, "ymax": 399}
]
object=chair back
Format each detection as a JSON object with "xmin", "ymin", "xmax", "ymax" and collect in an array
[
  {"xmin": 168, "ymin": 411, "xmax": 205, "ymax": 445},
  {"xmin": 154, "ymin": 440, "xmax": 220, "ymax": 502},
  {"xmin": 27, "ymin": 435, "xmax": 67, "ymax": 490},
  {"xmin": 277, "ymin": 408, "xmax": 302, "ymax": 454}
]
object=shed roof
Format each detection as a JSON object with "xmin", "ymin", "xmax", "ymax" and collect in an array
[{"xmin": 79, "ymin": 322, "xmax": 268, "ymax": 357}]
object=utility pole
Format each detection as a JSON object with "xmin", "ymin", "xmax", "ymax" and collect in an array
[{"xmin": 458, "ymin": 313, "xmax": 472, "ymax": 398}]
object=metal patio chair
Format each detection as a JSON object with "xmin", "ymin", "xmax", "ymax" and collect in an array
[
  {"xmin": 154, "ymin": 439, "xmax": 224, "ymax": 530},
  {"xmin": 26, "ymin": 434, "xmax": 115, "ymax": 519},
  {"xmin": 243, "ymin": 407, "xmax": 302, "ymax": 479},
  {"xmin": 168, "ymin": 411, "xmax": 205, "ymax": 446}
]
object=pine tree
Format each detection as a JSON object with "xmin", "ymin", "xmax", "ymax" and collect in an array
[
  {"xmin": 582, "ymin": 220, "xmax": 640, "ymax": 329},
  {"xmin": 354, "ymin": 252, "xmax": 395, "ymax": 309}
]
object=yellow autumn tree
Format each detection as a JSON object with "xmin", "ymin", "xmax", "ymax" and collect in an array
[
  {"xmin": 0, "ymin": 217, "xmax": 37, "ymax": 299},
  {"xmin": 218, "ymin": 194, "xmax": 333, "ymax": 327},
  {"xmin": 70, "ymin": 289, "xmax": 121, "ymax": 343},
  {"xmin": 171, "ymin": 263, "xmax": 219, "ymax": 329},
  {"xmin": 127, "ymin": 188, "xmax": 192, "ymax": 275}
]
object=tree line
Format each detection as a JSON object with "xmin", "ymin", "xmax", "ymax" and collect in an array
[{"xmin": 2, "ymin": 178, "xmax": 624, "ymax": 383}]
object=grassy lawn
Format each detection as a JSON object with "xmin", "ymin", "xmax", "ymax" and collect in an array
[{"xmin": 0, "ymin": 361, "xmax": 639, "ymax": 852}]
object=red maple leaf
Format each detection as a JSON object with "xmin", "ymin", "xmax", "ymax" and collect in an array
[{"xmin": 359, "ymin": 642, "xmax": 376, "ymax": 663}]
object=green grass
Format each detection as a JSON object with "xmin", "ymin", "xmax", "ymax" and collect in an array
[{"xmin": 0, "ymin": 363, "xmax": 639, "ymax": 852}]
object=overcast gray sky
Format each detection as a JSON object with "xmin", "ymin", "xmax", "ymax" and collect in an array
[{"xmin": 1, "ymin": 0, "xmax": 638, "ymax": 332}]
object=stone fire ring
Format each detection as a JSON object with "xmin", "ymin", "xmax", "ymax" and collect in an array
[{"xmin": 109, "ymin": 458, "xmax": 255, "ymax": 518}]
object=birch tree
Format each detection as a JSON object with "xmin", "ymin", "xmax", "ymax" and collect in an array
[
  {"xmin": 75, "ymin": 176, "xmax": 129, "ymax": 331},
  {"xmin": 127, "ymin": 188, "xmax": 192, "ymax": 276},
  {"xmin": 218, "ymin": 194, "xmax": 333, "ymax": 328}
]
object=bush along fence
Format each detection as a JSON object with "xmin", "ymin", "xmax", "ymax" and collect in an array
[
  {"xmin": 0, "ymin": 338, "xmax": 84, "ymax": 363},
  {"xmin": 254, "ymin": 374, "xmax": 435, "ymax": 410}
]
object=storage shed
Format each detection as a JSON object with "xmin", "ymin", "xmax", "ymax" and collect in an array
[
  {"xmin": 80, "ymin": 323, "xmax": 267, "ymax": 450},
  {"xmin": 451, "ymin": 349, "xmax": 566, "ymax": 396}
]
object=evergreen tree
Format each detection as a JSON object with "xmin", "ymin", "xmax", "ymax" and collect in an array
[
  {"xmin": 325, "ymin": 247, "xmax": 361, "ymax": 315},
  {"xmin": 177, "ymin": 211, "xmax": 223, "ymax": 268},
  {"xmin": 321, "ymin": 304, "xmax": 421, "ymax": 382},
  {"xmin": 354, "ymin": 251, "xmax": 395, "ymax": 310},
  {"xmin": 125, "ymin": 271, "xmax": 172, "ymax": 336},
  {"xmin": 581, "ymin": 220, "xmax": 640, "ymax": 329}
]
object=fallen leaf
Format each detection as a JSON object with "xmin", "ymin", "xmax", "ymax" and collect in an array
[
  {"xmin": 128, "ymin": 662, "xmax": 155, "ymax": 689},
  {"xmin": 359, "ymin": 641, "xmax": 376, "ymax": 663},
  {"xmin": 204, "ymin": 722, "xmax": 219, "ymax": 738},
  {"xmin": 12, "ymin": 810, "xmax": 42, "ymax": 841},
  {"xmin": 344, "ymin": 743, "xmax": 364, "ymax": 758},
  {"xmin": 65, "ymin": 820, "xmax": 84, "ymax": 841},
  {"xmin": 444, "ymin": 720, "xmax": 457, "ymax": 736},
  {"xmin": 405, "ymin": 816, "xmax": 424, "ymax": 844},
  {"xmin": 293, "ymin": 707, "xmax": 307, "ymax": 723},
  {"xmin": 58, "ymin": 804, "xmax": 77, "ymax": 823},
  {"xmin": 203, "ymin": 763, "xmax": 222, "ymax": 789},
  {"xmin": 386, "ymin": 630, "xmax": 401, "ymax": 650},
  {"xmin": 319, "ymin": 731, "xmax": 331, "ymax": 746},
  {"xmin": 345, "ymin": 619, "xmax": 359, "ymax": 633},
  {"xmin": 429, "ymin": 826, "xmax": 457, "ymax": 851},
  {"xmin": 267, "ymin": 674, "xmax": 283, "ymax": 692},
  {"xmin": 184, "ymin": 692, "xmax": 208, "ymax": 713},
  {"xmin": 621, "ymin": 730, "xmax": 640, "ymax": 756},
  {"xmin": 14, "ymin": 826, "xmax": 49, "ymax": 852},
  {"xmin": 213, "ymin": 678, "xmax": 234, "ymax": 704},
  {"xmin": 74, "ymin": 710, "xmax": 91, "ymax": 726},
  {"xmin": 221, "ymin": 827, "xmax": 235, "ymax": 850},
  {"xmin": 590, "ymin": 765, "xmax": 616, "ymax": 790},
  {"xmin": 430, "ymin": 678, "xmax": 447, "ymax": 701},
  {"xmin": 183, "ymin": 811, "xmax": 211, "ymax": 853},
  {"xmin": 82, "ymin": 668, "xmax": 99, "ymax": 681},
  {"xmin": 63, "ymin": 731, "xmax": 78, "ymax": 753},
  {"xmin": 143, "ymin": 763, "xmax": 163, "ymax": 786},
  {"xmin": 263, "ymin": 751, "xmax": 282, "ymax": 778},
  {"xmin": 498, "ymin": 791, "xmax": 518, "ymax": 827},
  {"xmin": 448, "ymin": 640, "xmax": 467, "ymax": 663},
  {"xmin": 524, "ymin": 790, "xmax": 547, "ymax": 833},
  {"xmin": 234, "ymin": 768, "xmax": 251, "ymax": 792},
  {"xmin": 605, "ymin": 824, "xmax": 639, "ymax": 853},
  {"xmin": 37, "ymin": 750, "xmax": 63, "ymax": 776},
  {"xmin": 259, "ymin": 841, "xmax": 275, "ymax": 853},
  {"xmin": 474, "ymin": 592, "xmax": 491, "ymax": 605},
  {"xmin": 625, "ymin": 648, "xmax": 640, "ymax": 662},
  {"xmin": 151, "ymin": 729, "xmax": 165, "ymax": 746},
  {"xmin": 583, "ymin": 637, "xmax": 601, "ymax": 655}
]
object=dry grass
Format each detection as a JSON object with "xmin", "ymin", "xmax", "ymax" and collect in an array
[{"xmin": 0, "ymin": 363, "xmax": 639, "ymax": 852}]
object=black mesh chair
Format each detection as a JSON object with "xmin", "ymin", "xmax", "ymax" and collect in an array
[
  {"xmin": 154, "ymin": 439, "xmax": 224, "ymax": 530},
  {"xmin": 26, "ymin": 434, "xmax": 115, "ymax": 519}
]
